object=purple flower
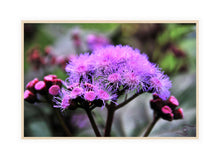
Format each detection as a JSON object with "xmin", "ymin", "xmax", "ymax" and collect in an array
[
  {"xmin": 65, "ymin": 53, "xmax": 94, "ymax": 83},
  {"xmin": 71, "ymin": 86, "xmax": 84, "ymax": 98},
  {"xmin": 53, "ymin": 89, "xmax": 73, "ymax": 110},
  {"xmin": 54, "ymin": 45, "xmax": 172, "ymax": 110},
  {"xmin": 107, "ymin": 73, "xmax": 121, "ymax": 83},
  {"xmin": 87, "ymin": 34, "xmax": 110, "ymax": 51},
  {"xmin": 148, "ymin": 73, "xmax": 172, "ymax": 100},
  {"xmin": 84, "ymin": 91, "xmax": 96, "ymax": 101}
]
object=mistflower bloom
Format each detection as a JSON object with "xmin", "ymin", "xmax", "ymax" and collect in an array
[
  {"xmin": 65, "ymin": 53, "xmax": 94, "ymax": 83},
  {"xmin": 107, "ymin": 73, "xmax": 121, "ymax": 83},
  {"xmin": 53, "ymin": 89, "xmax": 77, "ymax": 110},
  {"xmin": 71, "ymin": 86, "xmax": 84, "ymax": 98},
  {"xmin": 67, "ymin": 45, "xmax": 171, "ymax": 99},
  {"xmin": 87, "ymin": 34, "xmax": 110, "ymax": 51},
  {"xmin": 148, "ymin": 73, "xmax": 172, "ymax": 100},
  {"xmin": 61, "ymin": 95, "xmax": 71, "ymax": 109},
  {"xmin": 84, "ymin": 91, "xmax": 96, "ymax": 101},
  {"xmin": 55, "ymin": 45, "xmax": 172, "ymax": 111},
  {"xmin": 150, "ymin": 94, "xmax": 183, "ymax": 121}
]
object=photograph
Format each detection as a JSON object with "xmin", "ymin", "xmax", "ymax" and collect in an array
[{"xmin": 22, "ymin": 21, "xmax": 197, "ymax": 138}]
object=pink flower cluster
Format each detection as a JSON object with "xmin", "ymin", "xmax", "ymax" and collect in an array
[
  {"xmin": 150, "ymin": 94, "xmax": 183, "ymax": 121},
  {"xmin": 24, "ymin": 75, "xmax": 62, "ymax": 103}
]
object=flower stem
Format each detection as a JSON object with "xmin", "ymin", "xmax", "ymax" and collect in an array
[
  {"xmin": 85, "ymin": 108, "xmax": 102, "ymax": 137},
  {"xmin": 104, "ymin": 107, "xmax": 115, "ymax": 137},
  {"xmin": 54, "ymin": 109, "xmax": 72, "ymax": 136},
  {"xmin": 143, "ymin": 113, "xmax": 160, "ymax": 137},
  {"xmin": 116, "ymin": 92, "xmax": 143, "ymax": 110}
]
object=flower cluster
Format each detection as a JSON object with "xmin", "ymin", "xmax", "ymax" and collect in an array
[
  {"xmin": 53, "ymin": 81, "xmax": 116, "ymax": 111},
  {"xmin": 27, "ymin": 46, "xmax": 69, "ymax": 71},
  {"xmin": 24, "ymin": 75, "xmax": 62, "ymax": 103},
  {"xmin": 54, "ymin": 45, "xmax": 172, "ymax": 111},
  {"xmin": 150, "ymin": 94, "xmax": 183, "ymax": 121}
]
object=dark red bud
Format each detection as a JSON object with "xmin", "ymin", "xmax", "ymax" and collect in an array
[
  {"xmin": 26, "ymin": 78, "xmax": 39, "ymax": 93},
  {"xmin": 53, "ymin": 79, "xmax": 62, "ymax": 88},
  {"xmin": 24, "ymin": 90, "xmax": 37, "ymax": 103},
  {"xmin": 173, "ymin": 108, "xmax": 184, "ymax": 119},
  {"xmin": 150, "ymin": 98, "xmax": 163, "ymax": 111},
  {"xmin": 153, "ymin": 93, "xmax": 160, "ymax": 100},
  {"xmin": 44, "ymin": 75, "xmax": 57, "ymax": 88},
  {"xmin": 161, "ymin": 113, "xmax": 174, "ymax": 121},
  {"xmin": 44, "ymin": 46, "xmax": 52, "ymax": 55}
]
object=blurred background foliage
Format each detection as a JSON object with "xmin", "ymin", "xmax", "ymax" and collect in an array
[{"xmin": 24, "ymin": 23, "xmax": 196, "ymax": 137}]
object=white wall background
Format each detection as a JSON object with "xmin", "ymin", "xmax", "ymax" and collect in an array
[{"xmin": 0, "ymin": 0, "xmax": 218, "ymax": 160}]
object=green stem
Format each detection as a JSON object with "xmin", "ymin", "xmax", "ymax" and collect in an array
[
  {"xmin": 143, "ymin": 114, "xmax": 160, "ymax": 137},
  {"xmin": 54, "ymin": 109, "xmax": 72, "ymax": 136}
]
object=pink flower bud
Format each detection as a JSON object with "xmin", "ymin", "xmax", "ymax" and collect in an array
[
  {"xmin": 34, "ymin": 81, "xmax": 46, "ymax": 94},
  {"xmin": 44, "ymin": 75, "xmax": 57, "ymax": 88},
  {"xmin": 44, "ymin": 74, "xmax": 57, "ymax": 81},
  {"xmin": 48, "ymin": 85, "xmax": 60, "ymax": 96},
  {"xmin": 161, "ymin": 105, "xmax": 172, "ymax": 114},
  {"xmin": 168, "ymin": 96, "xmax": 179, "ymax": 108},
  {"xmin": 53, "ymin": 79, "xmax": 62, "ymax": 88},
  {"xmin": 26, "ymin": 78, "xmax": 39, "ymax": 93},
  {"xmin": 24, "ymin": 90, "xmax": 37, "ymax": 103},
  {"xmin": 44, "ymin": 46, "xmax": 52, "ymax": 55}
]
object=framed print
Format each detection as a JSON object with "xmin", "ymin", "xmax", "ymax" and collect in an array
[{"xmin": 22, "ymin": 21, "xmax": 198, "ymax": 138}]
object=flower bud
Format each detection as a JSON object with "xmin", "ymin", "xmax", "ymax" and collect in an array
[
  {"xmin": 44, "ymin": 46, "xmax": 52, "ymax": 55},
  {"xmin": 53, "ymin": 79, "xmax": 62, "ymax": 88},
  {"xmin": 150, "ymin": 95, "xmax": 183, "ymax": 122},
  {"xmin": 48, "ymin": 85, "xmax": 60, "ymax": 96},
  {"xmin": 173, "ymin": 108, "xmax": 184, "ymax": 119},
  {"xmin": 34, "ymin": 81, "xmax": 47, "ymax": 94},
  {"xmin": 150, "ymin": 98, "xmax": 164, "ymax": 111},
  {"xmin": 167, "ymin": 96, "xmax": 179, "ymax": 109},
  {"xmin": 153, "ymin": 93, "xmax": 160, "ymax": 100},
  {"xmin": 161, "ymin": 113, "xmax": 174, "ymax": 121},
  {"xmin": 26, "ymin": 78, "xmax": 39, "ymax": 93},
  {"xmin": 44, "ymin": 75, "xmax": 57, "ymax": 88},
  {"xmin": 161, "ymin": 105, "xmax": 172, "ymax": 114},
  {"xmin": 24, "ymin": 90, "xmax": 37, "ymax": 103}
]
